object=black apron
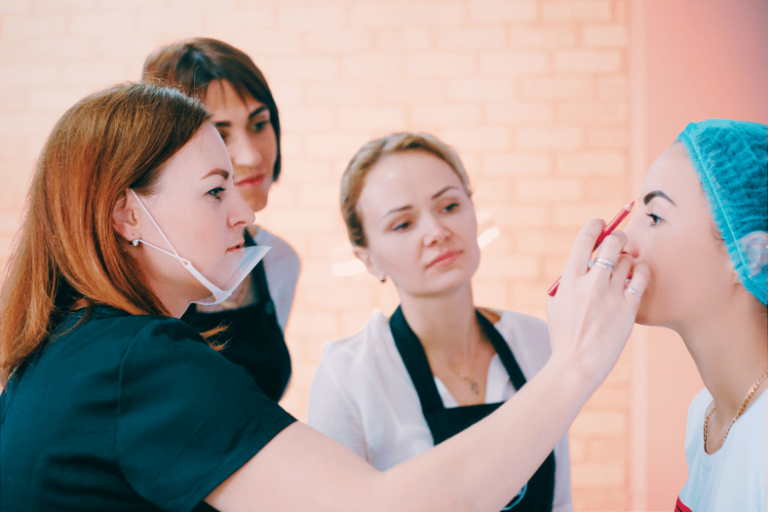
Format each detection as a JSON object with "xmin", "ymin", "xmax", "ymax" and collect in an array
[
  {"xmin": 389, "ymin": 306, "xmax": 556, "ymax": 511},
  {"xmin": 182, "ymin": 230, "xmax": 291, "ymax": 402}
]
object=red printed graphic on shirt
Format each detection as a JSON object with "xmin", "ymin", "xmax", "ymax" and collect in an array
[{"xmin": 675, "ymin": 497, "xmax": 693, "ymax": 512}]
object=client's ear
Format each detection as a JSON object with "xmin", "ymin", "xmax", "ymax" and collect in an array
[
  {"xmin": 353, "ymin": 246, "xmax": 387, "ymax": 283},
  {"xmin": 113, "ymin": 189, "xmax": 141, "ymax": 243},
  {"xmin": 726, "ymin": 257, "xmax": 741, "ymax": 284}
]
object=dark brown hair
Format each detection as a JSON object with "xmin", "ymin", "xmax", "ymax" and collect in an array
[
  {"xmin": 341, "ymin": 132, "xmax": 473, "ymax": 247},
  {"xmin": 0, "ymin": 82, "xmax": 211, "ymax": 384},
  {"xmin": 142, "ymin": 37, "xmax": 282, "ymax": 181}
]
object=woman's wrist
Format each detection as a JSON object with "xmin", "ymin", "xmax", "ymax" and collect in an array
[{"xmin": 544, "ymin": 352, "xmax": 604, "ymax": 403}]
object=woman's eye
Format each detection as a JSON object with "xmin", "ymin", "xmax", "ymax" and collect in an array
[
  {"xmin": 443, "ymin": 202, "xmax": 460, "ymax": 213},
  {"xmin": 216, "ymin": 130, "xmax": 228, "ymax": 143},
  {"xmin": 251, "ymin": 120, "xmax": 270, "ymax": 133},
  {"xmin": 207, "ymin": 187, "xmax": 225, "ymax": 201},
  {"xmin": 646, "ymin": 213, "xmax": 661, "ymax": 227},
  {"xmin": 393, "ymin": 221, "xmax": 411, "ymax": 231}
]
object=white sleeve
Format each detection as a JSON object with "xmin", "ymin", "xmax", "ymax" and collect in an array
[
  {"xmin": 254, "ymin": 228, "xmax": 300, "ymax": 331},
  {"xmin": 552, "ymin": 433, "xmax": 573, "ymax": 512},
  {"xmin": 307, "ymin": 353, "xmax": 368, "ymax": 460}
]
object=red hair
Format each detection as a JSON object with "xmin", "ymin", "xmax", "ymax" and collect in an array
[{"xmin": 0, "ymin": 82, "xmax": 211, "ymax": 385}]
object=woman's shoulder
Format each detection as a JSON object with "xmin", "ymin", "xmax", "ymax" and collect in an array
[
  {"xmin": 320, "ymin": 310, "xmax": 395, "ymax": 372},
  {"xmin": 46, "ymin": 306, "xmax": 214, "ymax": 377},
  {"xmin": 482, "ymin": 308, "xmax": 549, "ymax": 337},
  {"xmin": 252, "ymin": 226, "xmax": 300, "ymax": 285},
  {"xmin": 51, "ymin": 306, "xmax": 200, "ymax": 349},
  {"xmin": 687, "ymin": 387, "xmax": 714, "ymax": 420},
  {"xmin": 252, "ymin": 227, "xmax": 299, "ymax": 260},
  {"xmin": 481, "ymin": 308, "xmax": 551, "ymax": 374}
]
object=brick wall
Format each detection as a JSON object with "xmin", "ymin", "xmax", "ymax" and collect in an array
[{"xmin": 0, "ymin": 1, "xmax": 634, "ymax": 509}]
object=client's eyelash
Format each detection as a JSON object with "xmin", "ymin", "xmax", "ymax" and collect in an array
[{"xmin": 207, "ymin": 187, "xmax": 225, "ymax": 201}]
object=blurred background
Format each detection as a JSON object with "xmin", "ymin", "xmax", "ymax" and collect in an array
[{"xmin": 0, "ymin": 0, "xmax": 765, "ymax": 509}]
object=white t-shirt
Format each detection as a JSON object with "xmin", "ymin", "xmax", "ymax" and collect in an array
[
  {"xmin": 252, "ymin": 227, "xmax": 300, "ymax": 331},
  {"xmin": 677, "ymin": 388, "xmax": 767, "ymax": 512},
  {"xmin": 308, "ymin": 309, "xmax": 572, "ymax": 512}
]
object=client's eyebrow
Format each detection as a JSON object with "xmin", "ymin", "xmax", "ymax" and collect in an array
[
  {"xmin": 202, "ymin": 169, "xmax": 229, "ymax": 180},
  {"xmin": 643, "ymin": 190, "xmax": 676, "ymax": 206}
]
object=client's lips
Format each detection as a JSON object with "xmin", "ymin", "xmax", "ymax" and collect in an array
[{"xmin": 235, "ymin": 174, "xmax": 266, "ymax": 188}]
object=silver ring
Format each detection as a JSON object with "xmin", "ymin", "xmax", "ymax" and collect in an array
[
  {"xmin": 594, "ymin": 261, "xmax": 614, "ymax": 271},
  {"xmin": 594, "ymin": 257, "xmax": 616, "ymax": 269},
  {"xmin": 626, "ymin": 286, "xmax": 643, "ymax": 298}
]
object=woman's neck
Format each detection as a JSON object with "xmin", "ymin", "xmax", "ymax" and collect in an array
[
  {"xmin": 678, "ymin": 294, "xmax": 768, "ymax": 421},
  {"xmin": 398, "ymin": 283, "xmax": 483, "ymax": 360}
]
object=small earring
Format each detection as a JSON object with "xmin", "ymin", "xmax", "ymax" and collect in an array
[{"xmin": 380, "ymin": 275, "xmax": 387, "ymax": 283}]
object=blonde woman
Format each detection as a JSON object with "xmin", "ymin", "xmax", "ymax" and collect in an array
[{"xmin": 309, "ymin": 133, "xmax": 572, "ymax": 511}]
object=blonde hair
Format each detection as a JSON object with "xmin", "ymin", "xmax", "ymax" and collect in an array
[{"xmin": 341, "ymin": 132, "xmax": 472, "ymax": 247}]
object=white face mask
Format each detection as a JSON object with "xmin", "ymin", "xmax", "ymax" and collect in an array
[{"xmin": 128, "ymin": 189, "xmax": 269, "ymax": 305}]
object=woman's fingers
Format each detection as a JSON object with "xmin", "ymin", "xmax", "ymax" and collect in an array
[
  {"xmin": 546, "ymin": 224, "xmax": 646, "ymax": 388},
  {"xmin": 623, "ymin": 262, "xmax": 649, "ymax": 304},
  {"xmin": 561, "ymin": 219, "xmax": 605, "ymax": 280},
  {"xmin": 589, "ymin": 231, "xmax": 627, "ymax": 278}
]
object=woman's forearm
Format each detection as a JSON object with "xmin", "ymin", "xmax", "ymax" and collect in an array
[
  {"xmin": 206, "ymin": 357, "xmax": 594, "ymax": 512},
  {"xmin": 208, "ymin": 221, "xmax": 647, "ymax": 512},
  {"xmin": 376, "ymin": 357, "xmax": 592, "ymax": 512}
]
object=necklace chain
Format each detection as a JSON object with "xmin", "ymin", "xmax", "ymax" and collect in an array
[
  {"xmin": 428, "ymin": 350, "xmax": 482, "ymax": 396},
  {"xmin": 703, "ymin": 368, "xmax": 768, "ymax": 447},
  {"xmin": 454, "ymin": 370, "xmax": 481, "ymax": 395}
]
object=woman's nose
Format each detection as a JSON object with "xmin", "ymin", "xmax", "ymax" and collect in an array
[
  {"xmin": 229, "ymin": 191, "xmax": 256, "ymax": 228},
  {"xmin": 228, "ymin": 133, "xmax": 263, "ymax": 168},
  {"xmin": 421, "ymin": 213, "xmax": 451, "ymax": 246}
]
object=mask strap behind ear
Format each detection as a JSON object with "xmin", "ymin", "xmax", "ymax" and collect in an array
[{"xmin": 129, "ymin": 189, "xmax": 190, "ymax": 264}]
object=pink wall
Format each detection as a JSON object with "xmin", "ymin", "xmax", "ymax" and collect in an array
[{"xmin": 633, "ymin": 0, "xmax": 768, "ymax": 509}]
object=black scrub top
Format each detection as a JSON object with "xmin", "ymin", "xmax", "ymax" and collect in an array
[
  {"xmin": 0, "ymin": 306, "xmax": 296, "ymax": 512},
  {"xmin": 182, "ymin": 230, "xmax": 291, "ymax": 401}
]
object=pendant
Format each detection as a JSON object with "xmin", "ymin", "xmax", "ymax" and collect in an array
[{"xmin": 469, "ymin": 380, "xmax": 480, "ymax": 395}]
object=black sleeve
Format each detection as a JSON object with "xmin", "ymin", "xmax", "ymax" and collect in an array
[{"xmin": 116, "ymin": 318, "xmax": 295, "ymax": 512}]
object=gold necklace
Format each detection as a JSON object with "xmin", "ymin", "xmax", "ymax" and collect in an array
[
  {"xmin": 703, "ymin": 368, "xmax": 768, "ymax": 447},
  {"xmin": 454, "ymin": 369, "xmax": 481, "ymax": 395},
  {"xmin": 428, "ymin": 351, "xmax": 482, "ymax": 396}
]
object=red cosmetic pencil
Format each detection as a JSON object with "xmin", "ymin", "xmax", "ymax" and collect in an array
[{"xmin": 547, "ymin": 201, "xmax": 635, "ymax": 297}]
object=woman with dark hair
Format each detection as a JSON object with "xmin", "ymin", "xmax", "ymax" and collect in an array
[
  {"xmin": 0, "ymin": 81, "xmax": 646, "ymax": 512},
  {"xmin": 621, "ymin": 120, "xmax": 767, "ymax": 511},
  {"xmin": 143, "ymin": 38, "xmax": 297, "ymax": 400}
]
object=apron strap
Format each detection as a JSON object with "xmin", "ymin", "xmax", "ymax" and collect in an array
[
  {"xmin": 389, "ymin": 306, "xmax": 445, "ymax": 412},
  {"xmin": 475, "ymin": 311, "xmax": 527, "ymax": 391},
  {"xmin": 389, "ymin": 307, "xmax": 530, "ymax": 412}
]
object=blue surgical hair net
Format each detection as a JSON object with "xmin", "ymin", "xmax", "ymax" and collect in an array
[{"xmin": 678, "ymin": 119, "xmax": 768, "ymax": 306}]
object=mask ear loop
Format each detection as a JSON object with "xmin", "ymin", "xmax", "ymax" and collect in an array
[
  {"xmin": 129, "ymin": 189, "xmax": 188, "ymax": 263},
  {"xmin": 128, "ymin": 189, "xmax": 227, "ymax": 299}
]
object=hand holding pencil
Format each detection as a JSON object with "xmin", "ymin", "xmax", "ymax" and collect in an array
[
  {"xmin": 547, "ymin": 201, "xmax": 635, "ymax": 297},
  {"xmin": 545, "ymin": 215, "xmax": 650, "ymax": 388}
]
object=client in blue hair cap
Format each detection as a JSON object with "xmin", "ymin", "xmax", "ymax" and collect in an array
[{"xmin": 622, "ymin": 119, "xmax": 767, "ymax": 512}]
